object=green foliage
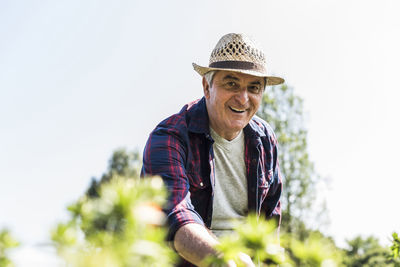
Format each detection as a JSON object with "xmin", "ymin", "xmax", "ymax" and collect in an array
[
  {"xmin": 50, "ymin": 148, "xmax": 399, "ymax": 266},
  {"xmin": 391, "ymin": 232, "xmax": 400, "ymax": 260},
  {"xmin": 205, "ymin": 215, "xmax": 282, "ymax": 266},
  {"xmin": 0, "ymin": 229, "xmax": 19, "ymax": 267},
  {"xmin": 342, "ymin": 235, "xmax": 400, "ymax": 267},
  {"xmin": 282, "ymin": 231, "xmax": 343, "ymax": 267},
  {"xmin": 52, "ymin": 176, "xmax": 176, "ymax": 267},
  {"xmin": 86, "ymin": 148, "xmax": 142, "ymax": 198},
  {"xmin": 257, "ymin": 84, "xmax": 320, "ymax": 236},
  {"xmin": 206, "ymin": 214, "xmax": 342, "ymax": 267},
  {"xmin": 53, "ymin": 147, "xmax": 345, "ymax": 266}
]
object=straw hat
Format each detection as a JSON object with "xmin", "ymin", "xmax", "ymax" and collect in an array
[{"xmin": 193, "ymin": 33, "xmax": 284, "ymax": 86}]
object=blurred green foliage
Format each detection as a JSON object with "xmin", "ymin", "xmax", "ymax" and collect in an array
[
  {"xmin": 205, "ymin": 214, "xmax": 342, "ymax": 267},
  {"xmin": 50, "ymin": 148, "xmax": 399, "ymax": 267},
  {"xmin": 205, "ymin": 214, "xmax": 283, "ymax": 266},
  {"xmin": 283, "ymin": 232, "xmax": 342, "ymax": 267},
  {"xmin": 342, "ymin": 235, "xmax": 400, "ymax": 267},
  {"xmin": 0, "ymin": 229, "xmax": 19, "ymax": 267},
  {"xmin": 391, "ymin": 232, "xmax": 400, "ymax": 260},
  {"xmin": 51, "ymin": 176, "xmax": 176, "ymax": 267},
  {"xmin": 206, "ymin": 217, "xmax": 400, "ymax": 267}
]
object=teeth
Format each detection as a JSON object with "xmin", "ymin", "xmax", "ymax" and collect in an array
[{"xmin": 230, "ymin": 106, "xmax": 245, "ymax": 112}]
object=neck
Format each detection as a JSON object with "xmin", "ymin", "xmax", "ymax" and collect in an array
[{"xmin": 208, "ymin": 123, "xmax": 240, "ymax": 141}]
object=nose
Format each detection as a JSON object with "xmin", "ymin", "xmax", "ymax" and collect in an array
[{"xmin": 235, "ymin": 87, "xmax": 249, "ymax": 105}]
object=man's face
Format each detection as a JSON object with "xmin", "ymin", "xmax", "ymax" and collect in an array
[{"xmin": 203, "ymin": 70, "xmax": 265, "ymax": 140}]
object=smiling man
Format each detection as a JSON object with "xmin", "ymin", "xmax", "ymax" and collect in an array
[
  {"xmin": 204, "ymin": 71, "xmax": 265, "ymax": 141},
  {"xmin": 142, "ymin": 33, "xmax": 284, "ymax": 267}
]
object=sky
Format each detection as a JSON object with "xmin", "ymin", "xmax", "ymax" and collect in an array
[{"xmin": 1, "ymin": 0, "xmax": 400, "ymax": 265}]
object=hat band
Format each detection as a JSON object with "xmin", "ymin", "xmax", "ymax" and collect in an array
[{"xmin": 209, "ymin": 61, "xmax": 265, "ymax": 73}]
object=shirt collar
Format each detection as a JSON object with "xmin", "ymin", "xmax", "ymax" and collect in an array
[
  {"xmin": 244, "ymin": 116, "xmax": 267, "ymax": 138},
  {"xmin": 187, "ymin": 97, "xmax": 210, "ymax": 135}
]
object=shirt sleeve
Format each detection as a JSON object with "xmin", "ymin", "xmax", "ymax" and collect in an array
[{"xmin": 141, "ymin": 128, "xmax": 205, "ymax": 241}]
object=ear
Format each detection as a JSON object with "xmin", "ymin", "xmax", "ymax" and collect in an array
[{"xmin": 202, "ymin": 76, "xmax": 210, "ymax": 99}]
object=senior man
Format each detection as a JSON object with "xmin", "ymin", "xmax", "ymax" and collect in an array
[{"xmin": 142, "ymin": 33, "xmax": 284, "ymax": 267}]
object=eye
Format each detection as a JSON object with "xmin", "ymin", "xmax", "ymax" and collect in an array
[
  {"xmin": 248, "ymin": 85, "xmax": 261, "ymax": 94},
  {"xmin": 224, "ymin": 81, "xmax": 239, "ymax": 90}
]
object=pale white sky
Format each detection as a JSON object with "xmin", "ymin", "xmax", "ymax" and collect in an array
[{"xmin": 1, "ymin": 0, "xmax": 400, "ymax": 265}]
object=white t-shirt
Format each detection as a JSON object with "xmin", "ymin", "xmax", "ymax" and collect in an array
[{"xmin": 209, "ymin": 127, "xmax": 248, "ymax": 238}]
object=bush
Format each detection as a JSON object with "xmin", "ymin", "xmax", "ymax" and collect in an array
[
  {"xmin": 206, "ymin": 215, "xmax": 342, "ymax": 267},
  {"xmin": 0, "ymin": 229, "xmax": 19, "ymax": 267},
  {"xmin": 51, "ymin": 166, "xmax": 399, "ymax": 266},
  {"xmin": 51, "ymin": 176, "xmax": 176, "ymax": 267}
]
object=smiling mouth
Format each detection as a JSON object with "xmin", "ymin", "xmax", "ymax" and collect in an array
[{"xmin": 229, "ymin": 106, "xmax": 246, "ymax": 113}]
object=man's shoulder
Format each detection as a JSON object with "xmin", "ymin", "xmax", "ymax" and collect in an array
[
  {"xmin": 152, "ymin": 98, "xmax": 207, "ymax": 136},
  {"xmin": 248, "ymin": 115, "xmax": 277, "ymax": 143}
]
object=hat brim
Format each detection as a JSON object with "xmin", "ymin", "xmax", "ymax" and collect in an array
[{"xmin": 192, "ymin": 63, "xmax": 284, "ymax": 86}]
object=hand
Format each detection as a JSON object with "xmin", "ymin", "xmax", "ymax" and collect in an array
[{"xmin": 226, "ymin": 252, "xmax": 255, "ymax": 267}]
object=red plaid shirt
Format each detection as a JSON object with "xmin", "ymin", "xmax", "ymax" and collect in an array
[{"xmin": 141, "ymin": 97, "xmax": 282, "ymax": 266}]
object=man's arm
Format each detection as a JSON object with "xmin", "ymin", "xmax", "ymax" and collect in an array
[
  {"xmin": 141, "ymin": 128, "xmax": 206, "ymax": 241},
  {"xmin": 174, "ymin": 223, "xmax": 219, "ymax": 267},
  {"xmin": 174, "ymin": 223, "xmax": 255, "ymax": 267}
]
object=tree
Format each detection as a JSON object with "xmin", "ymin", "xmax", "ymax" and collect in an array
[
  {"xmin": 257, "ymin": 84, "xmax": 320, "ymax": 237},
  {"xmin": 86, "ymin": 148, "xmax": 142, "ymax": 198},
  {"xmin": 342, "ymin": 235, "xmax": 400, "ymax": 267},
  {"xmin": 0, "ymin": 229, "xmax": 19, "ymax": 267}
]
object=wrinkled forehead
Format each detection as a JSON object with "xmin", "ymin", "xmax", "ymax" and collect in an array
[{"xmin": 214, "ymin": 70, "xmax": 266, "ymax": 86}]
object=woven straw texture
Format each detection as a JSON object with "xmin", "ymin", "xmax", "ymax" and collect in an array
[
  {"xmin": 193, "ymin": 33, "xmax": 284, "ymax": 86},
  {"xmin": 209, "ymin": 34, "xmax": 265, "ymax": 65}
]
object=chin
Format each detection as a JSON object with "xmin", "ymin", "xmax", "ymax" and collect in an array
[{"xmin": 229, "ymin": 123, "xmax": 246, "ymax": 132}]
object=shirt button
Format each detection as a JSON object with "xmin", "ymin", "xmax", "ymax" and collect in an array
[{"xmin": 200, "ymin": 182, "xmax": 204, "ymax": 187}]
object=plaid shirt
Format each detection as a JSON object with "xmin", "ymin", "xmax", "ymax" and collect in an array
[{"xmin": 141, "ymin": 97, "xmax": 282, "ymax": 266}]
